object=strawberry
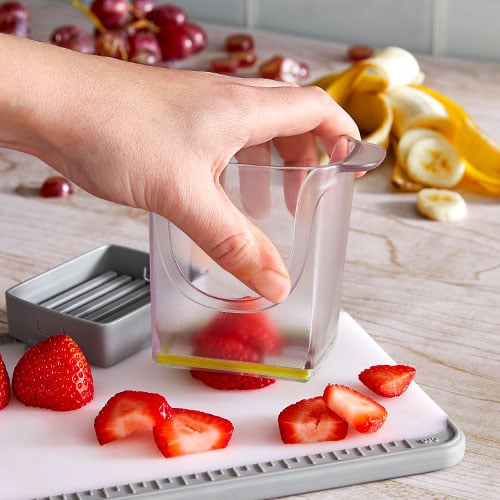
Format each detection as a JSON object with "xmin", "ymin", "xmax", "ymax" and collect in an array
[
  {"xmin": 94, "ymin": 390, "xmax": 172, "ymax": 445},
  {"xmin": 153, "ymin": 407, "xmax": 234, "ymax": 457},
  {"xmin": 191, "ymin": 336, "xmax": 275, "ymax": 390},
  {"xmin": 0, "ymin": 352, "xmax": 10, "ymax": 410},
  {"xmin": 358, "ymin": 364, "xmax": 416, "ymax": 398},
  {"xmin": 194, "ymin": 303, "xmax": 283, "ymax": 356},
  {"xmin": 323, "ymin": 384, "xmax": 387, "ymax": 434},
  {"xmin": 191, "ymin": 369, "xmax": 276, "ymax": 390},
  {"xmin": 278, "ymin": 396, "xmax": 348, "ymax": 444},
  {"xmin": 12, "ymin": 334, "xmax": 93, "ymax": 411},
  {"xmin": 193, "ymin": 335, "xmax": 262, "ymax": 363}
]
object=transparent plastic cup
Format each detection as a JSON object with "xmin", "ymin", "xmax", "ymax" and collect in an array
[{"xmin": 150, "ymin": 136, "xmax": 385, "ymax": 381}]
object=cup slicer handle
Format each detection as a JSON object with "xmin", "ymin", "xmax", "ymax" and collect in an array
[{"xmin": 328, "ymin": 135, "xmax": 386, "ymax": 173}]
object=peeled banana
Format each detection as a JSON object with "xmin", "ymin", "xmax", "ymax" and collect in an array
[
  {"xmin": 417, "ymin": 188, "xmax": 467, "ymax": 221},
  {"xmin": 311, "ymin": 45, "xmax": 500, "ymax": 199},
  {"xmin": 388, "ymin": 86, "xmax": 453, "ymax": 139}
]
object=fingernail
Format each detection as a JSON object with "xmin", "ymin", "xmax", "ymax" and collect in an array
[{"xmin": 249, "ymin": 269, "xmax": 291, "ymax": 303}]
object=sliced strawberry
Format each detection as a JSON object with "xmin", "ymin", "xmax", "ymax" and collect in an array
[
  {"xmin": 193, "ymin": 335, "xmax": 262, "ymax": 363},
  {"xmin": 12, "ymin": 334, "xmax": 93, "ymax": 411},
  {"xmin": 0, "ymin": 352, "xmax": 10, "ymax": 410},
  {"xmin": 153, "ymin": 407, "xmax": 234, "ymax": 457},
  {"xmin": 194, "ymin": 306, "xmax": 283, "ymax": 356},
  {"xmin": 323, "ymin": 384, "xmax": 387, "ymax": 434},
  {"xmin": 191, "ymin": 369, "xmax": 276, "ymax": 390},
  {"xmin": 359, "ymin": 364, "xmax": 416, "ymax": 398},
  {"xmin": 278, "ymin": 396, "xmax": 348, "ymax": 444},
  {"xmin": 191, "ymin": 335, "xmax": 275, "ymax": 390},
  {"xmin": 94, "ymin": 390, "xmax": 172, "ymax": 445}
]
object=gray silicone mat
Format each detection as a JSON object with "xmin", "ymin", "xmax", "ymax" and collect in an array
[{"xmin": 37, "ymin": 419, "xmax": 464, "ymax": 500}]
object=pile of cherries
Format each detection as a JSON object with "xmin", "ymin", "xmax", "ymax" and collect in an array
[{"xmin": 0, "ymin": 0, "xmax": 207, "ymax": 65}]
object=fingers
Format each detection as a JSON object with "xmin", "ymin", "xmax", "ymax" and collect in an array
[
  {"xmin": 172, "ymin": 183, "xmax": 291, "ymax": 304},
  {"xmin": 241, "ymin": 85, "xmax": 360, "ymax": 149}
]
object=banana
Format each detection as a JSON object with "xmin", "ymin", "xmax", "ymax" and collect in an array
[
  {"xmin": 417, "ymin": 188, "xmax": 467, "ymax": 221},
  {"xmin": 311, "ymin": 46, "xmax": 500, "ymax": 198},
  {"xmin": 363, "ymin": 46, "xmax": 424, "ymax": 91},
  {"xmin": 415, "ymin": 85, "xmax": 500, "ymax": 181},
  {"xmin": 388, "ymin": 86, "xmax": 453, "ymax": 139},
  {"xmin": 397, "ymin": 128, "xmax": 444, "ymax": 166},
  {"xmin": 405, "ymin": 132, "xmax": 465, "ymax": 188},
  {"xmin": 344, "ymin": 90, "xmax": 393, "ymax": 148}
]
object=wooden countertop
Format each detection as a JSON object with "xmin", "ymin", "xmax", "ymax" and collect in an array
[{"xmin": 1, "ymin": 2, "xmax": 499, "ymax": 499}]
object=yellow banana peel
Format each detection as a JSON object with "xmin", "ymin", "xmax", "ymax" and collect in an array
[{"xmin": 311, "ymin": 48, "xmax": 500, "ymax": 197}]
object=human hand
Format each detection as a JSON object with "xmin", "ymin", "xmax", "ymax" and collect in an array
[{"xmin": 0, "ymin": 34, "xmax": 359, "ymax": 303}]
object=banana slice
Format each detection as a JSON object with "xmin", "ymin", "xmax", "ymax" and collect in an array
[
  {"xmin": 405, "ymin": 133, "xmax": 465, "ymax": 188},
  {"xmin": 388, "ymin": 86, "xmax": 452, "ymax": 138},
  {"xmin": 397, "ymin": 128, "xmax": 444, "ymax": 166},
  {"xmin": 417, "ymin": 188, "xmax": 467, "ymax": 221}
]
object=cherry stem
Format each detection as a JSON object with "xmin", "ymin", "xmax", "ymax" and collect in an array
[{"xmin": 70, "ymin": 0, "xmax": 107, "ymax": 34}]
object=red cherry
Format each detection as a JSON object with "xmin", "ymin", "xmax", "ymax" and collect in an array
[
  {"xmin": 95, "ymin": 30, "xmax": 130, "ymax": 59},
  {"xmin": 259, "ymin": 55, "xmax": 309, "ymax": 83},
  {"xmin": 90, "ymin": 0, "xmax": 129, "ymax": 29},
  {"xmin": 225, "ymin": 33, "xmax": 254, "ymax": 52},
  {"xmin": 130, "ymin": 0, "xmax": 157, "ymax": 19},
  {"xmin": 40, "ymin": 177, "xmax": 74, "ymax": 198},
  {"xmin": 0, "ymin": 2, "xmax": 30, "ymax": 23},
  {"xmin": 347, "ymin": 45, "xmax": 375, "ymax": 62},
  {"xmin": 211, "ymin": 57, "xmax": 238, "ymax": 74},
  {"xmin": 0, "ymin": 16, "xmax": 29, "ymax": 37},
  {"xmin": 157, "ymin": 25, "xmax": 194, "ymax": 60},
  {"xmin": 50, "ymin": 25, "xmax": 95, "ymax": 54},
  {"xmin": 183, "ymin": 22, "xmax": 207, "ymax": 53},
  {"xmin": 231, "ymin": 50, "xmax": 257, "ymax": 68},
  {"xmin": 147, "ymin": 4, "xmax": 187, "ymax": 29},
  {"xmin": 128, "ymin": 31, "xmax": 161, "ymax": 64}
]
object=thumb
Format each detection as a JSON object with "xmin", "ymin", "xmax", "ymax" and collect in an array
[{"xmin": 173, "ymin": 186, "xmax": 291, "ymax": 304}]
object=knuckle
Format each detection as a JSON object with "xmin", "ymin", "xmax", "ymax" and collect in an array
[{"xmin": 210, "ymin": 232, "xmax": 257, "ymax": 273}]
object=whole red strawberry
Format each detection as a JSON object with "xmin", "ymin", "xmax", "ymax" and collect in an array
[
  {"xmin": 12, "ymin": 334, "xmax": 94, "ymax": 411},
  {"xmin": 0, "ymin": 352, "xmax": 10, "ymax": 410}
]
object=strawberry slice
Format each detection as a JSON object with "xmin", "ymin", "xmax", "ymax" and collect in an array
[
  {"xmin": 323, "ymin": 384, "xmax": 387, "ymax": 434},
  {"xmin": 153, "ymin": 408, "xmax": 234, "ymax": 457},
  {"xmin": 94, "ymin": 390, "xmax": 172, "ymax": 445},
  {"xmin": 12, "ymin": 334, "xmax": 93, "ymax": 411},
  {"xmin": 0, "ymin": 352, "xmax": 10, "ymax": 410},
  {"xmin": 278, "ymin": 396, "xmax": 348, "ymax": 444},
  {"xmin": 359, "ymin": 364, "xmax": 416, "ymax": 398}
]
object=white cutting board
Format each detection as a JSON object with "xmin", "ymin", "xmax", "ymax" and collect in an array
[{"xmin": 0, "ymin": 311, "xmax": 448, "ymax": 500}]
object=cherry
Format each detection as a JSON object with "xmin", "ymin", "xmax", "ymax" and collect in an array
[
  {"xmin": 147, "ymin": 4, "xmax": 186, "ymax": 29},
  {"xmin": 0, "ymin": 2, "xmax": 30, "ymax": 23},
  {"xmin": 347, "ymin": 45, "xmax": 375, "ymax": 62},
  {"xmin": 0, "ymin": 16, "xmax": 29, "ymax": 36},
  {"xmin": 130, "ymin": 0, "xmax": 156, "ymax": 19},
  {"xmin": 225, "ymin": 33, "xmax": 254, "ymax": 52},
  {"xmin": 90, "ymin": 0, "xmax": 129, "ymax": 29},
  {"xmin": 50, "ymin": 25, "xmax": 95, "ymax": 54},
  {"xmin": 0, "ymin": 1, "xmax": 30, "ymax": 37},
  {"xmin": 157, "ymin": 25, "xmax": 194, "ymax": 60},
  {"xmin": 211, "ymin": 57, "xmax": 238, "ymax": 74},
  {"xmin": 40, "ymin": 177, "xmax": 74, "ymax": 198},
  {"xmin": 259, "ymin": 56, "xmax": 309, "ymax": 83},
  {"xmin": 231, "ymin": 50, "xmax": 257, "ymax": 68},
  {"xmin": 183, "ymin": 22, "xmax": 207, "ymax": 53},
  {"xmin": 95, "ymin": 30, "xmax": 130, "ymax": 59},
  {"xmin": 128, "ymin": 31, "xmax": 161, "ymax": 64}
]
